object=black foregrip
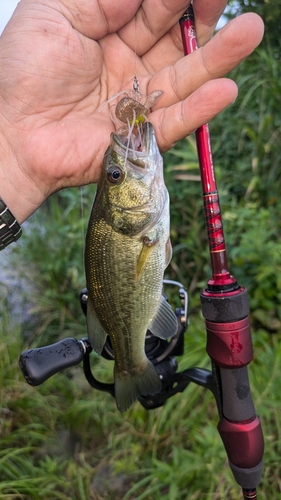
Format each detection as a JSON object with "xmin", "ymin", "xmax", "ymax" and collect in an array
[
  {"xmin": 220, "ymin": 367, "xmax": 255, "ymax": 421},
  {"xmin": 19, "ymin": 338, "xmax": 85, "ymax": 386}
]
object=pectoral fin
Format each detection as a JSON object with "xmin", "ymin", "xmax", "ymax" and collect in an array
[
  {"xmin": 165, "ymin": 237, "xmax": 173, "ymax": 268},
  {"xmin": 86, "ymin": 299, "xmax": 107, "ymax": 355},
  {"xmin": 148, "ymin": 295, "xmax": 178, "ymax": 340},
  {"xmin": 136, "ymin": 236, "xmax": 158, "ymax": 281}
]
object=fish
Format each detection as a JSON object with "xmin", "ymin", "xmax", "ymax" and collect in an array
[{"xmin": 85, "ymin": 120, "xmax": 178, "ymax": 412}]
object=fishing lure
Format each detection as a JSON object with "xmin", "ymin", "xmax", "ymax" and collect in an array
[{"xmin": 100, "ymin": 77, "xmax": 163, "ymax": 129}]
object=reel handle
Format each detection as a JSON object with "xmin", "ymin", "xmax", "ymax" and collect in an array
[{"xmin": 19, "ymin": 338, "xmax": 91, "ymax": 386}]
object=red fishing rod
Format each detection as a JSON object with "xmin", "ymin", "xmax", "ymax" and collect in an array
[{"xmin": 179, "ymin": 6, "xmax": 264, "ymax": 499}]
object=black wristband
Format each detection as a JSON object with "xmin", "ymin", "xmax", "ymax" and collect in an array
[{"xmin": 0, "ymin": 198, "xmax": 22, "ymax": 250}]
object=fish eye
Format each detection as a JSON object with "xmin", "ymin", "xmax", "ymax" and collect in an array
[{"xmin": 107, "ymin": 166, "xmax": 124, "ymax": 184}]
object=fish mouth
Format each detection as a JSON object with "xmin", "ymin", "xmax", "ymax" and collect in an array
[
  {"xmin": 112, "ymin": 121, "xmax": 157, "ymax": 165},
  {"xmin": 106, "ymin": 121, "xmax": 165, "ymax": 216}
]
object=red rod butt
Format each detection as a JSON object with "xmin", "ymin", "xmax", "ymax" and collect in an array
[
  {"xmin": 218, "ymin": 416, "xmax": 264, "ymax": 469},
  {"xmin": 243, "ymin": 489, "xmax": 258, "ymax": 499}
]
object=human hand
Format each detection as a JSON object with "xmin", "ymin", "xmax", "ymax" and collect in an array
[{"xmin": 0, "ymin": 0, "xmax": 264, "ymax": 223}]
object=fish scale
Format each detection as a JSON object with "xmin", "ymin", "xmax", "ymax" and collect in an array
[{"xmin": 87, "ymin": 216, "xmax": 163, "ymax": 366}]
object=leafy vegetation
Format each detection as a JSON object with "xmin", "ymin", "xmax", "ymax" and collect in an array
[
  {"xmin": 227, "ymin": 0, "xmax": 281, "ymax": 49},
  {"xmin": 1, "ymin": 5, "xmax": 281, "ymax": 499}
]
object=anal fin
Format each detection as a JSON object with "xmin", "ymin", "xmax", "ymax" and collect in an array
[
  {"xmin": 148, "ymin": 295, "xmax": 178, "ymax": 340},
  {"xmin": 114, "ymin": 359, "xmax": 162, "ymax": 412}
]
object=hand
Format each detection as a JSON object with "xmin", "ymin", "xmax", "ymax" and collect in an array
[{"xmin": 0, "ymin": 0, "xmax": 264, "ymax": 223}]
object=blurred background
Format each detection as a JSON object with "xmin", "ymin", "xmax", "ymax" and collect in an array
[
  {"xmin": 0, "ymin": 1, "xmax": 281, "ymax": 499},
  {"xmin": 0, "ymin": 0, "xmax": 17, "ymax": 34}
]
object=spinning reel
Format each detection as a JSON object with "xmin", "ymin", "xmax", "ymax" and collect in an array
[{"xmin": 19, "ymin": 279, "xmax": 219, "ymax": 411}]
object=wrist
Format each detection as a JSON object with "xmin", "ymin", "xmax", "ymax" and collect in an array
[{"xmin": 0, "ymin": 133, "xmax": 44, "ymax": 224}]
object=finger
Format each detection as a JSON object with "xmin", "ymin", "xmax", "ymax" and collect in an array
[
  {"xmin": 193, "ymin": 0, "xmax": 227, "ymax": 46},
  {"xmin": 36, "ymin": 0, "xmax": 183, "ymax": 43},
  {"xmin": 146, "ymin": 13, "xmax": 264, "ymax": 107},
  {"xmin": 149, "ymin": 78, "xmax": 238, "ymax": 151},
  {"xmin": 56, "ymin": 0, "xmax": 226, "ymax": 51},
  {"xmin": 118, "ymin": 0, "xmax": 188, "ymax": 55},
  {"xmin": 118, "ymin": 0, "xmax": 228, "ymax": 55},
  {"xmin": 54, "ymin": 0, "xmax": 142, "ymax": 39}
]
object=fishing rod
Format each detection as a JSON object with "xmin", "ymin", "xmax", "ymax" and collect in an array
[{"xmin": 179, "ymin": 6, "xmax": 264, "ymax": 499}]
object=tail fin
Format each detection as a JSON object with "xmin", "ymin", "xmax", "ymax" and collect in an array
[{"xmin": 114, "ymin": 359, "xmax": 162, "ymax": 412}]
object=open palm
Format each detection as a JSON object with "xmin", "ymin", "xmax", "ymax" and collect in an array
[{"xmin": 0, "ymin": 0, "xmax": 264, "ymax": 223}]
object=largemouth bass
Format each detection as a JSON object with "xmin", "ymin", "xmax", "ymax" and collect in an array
[{"xmin": 85, "ymin": 121, "xmax": 177, "ymax": 412}]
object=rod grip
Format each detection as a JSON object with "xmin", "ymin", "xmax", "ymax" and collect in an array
[{"xmin": 201, "ymin": 287, "xmax": 264, "ymax": 487}]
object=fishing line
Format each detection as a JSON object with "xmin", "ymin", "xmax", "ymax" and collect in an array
[
  {"xmin": 133, "ymin": 16, "xmax": 138, "ymax": 91},
  {"xmin": 80, "ymin": 186, "xmax": 85, "ymax": 262}
]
